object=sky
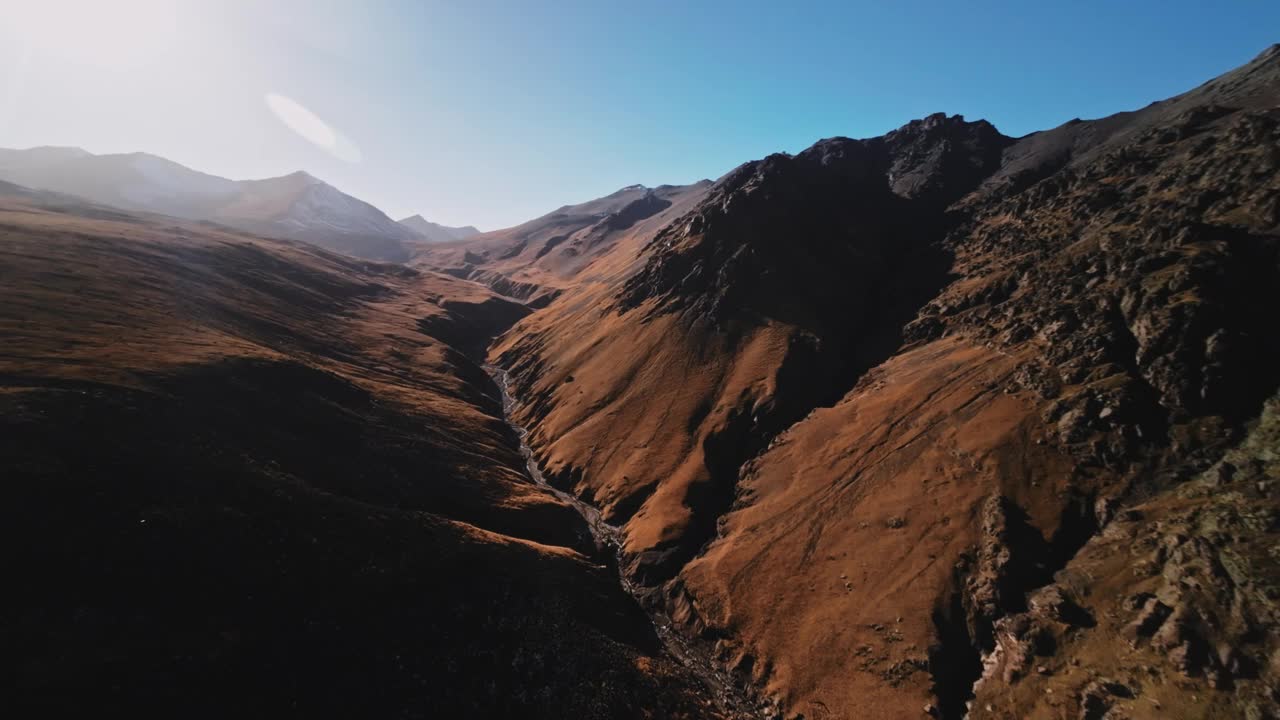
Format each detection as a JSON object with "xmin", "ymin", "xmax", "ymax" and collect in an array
[{"xmin": 0, "ymin": 0, "xmax": 1276, "ymax": 230}]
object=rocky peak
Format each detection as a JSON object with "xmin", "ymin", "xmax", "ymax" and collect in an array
[
  {"xmin": 877, "ymin": 112, "xmax": 1013, "ymax": 203},
  {"xmin": 614, "ymin": 113, "xmax": 1013, "ymax": 326}
]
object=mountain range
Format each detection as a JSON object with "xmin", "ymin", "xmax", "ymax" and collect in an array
[
  {"xmin": 0, "ymin": 146, "xmax": 467, "ymax": 261},
  {"xmin": 2, "ymin": 43, "xmax": 1279, "ymax": 720}
]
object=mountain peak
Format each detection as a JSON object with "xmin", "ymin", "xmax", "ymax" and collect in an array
[
  {"xmin": 398, "ymin": 214, "xmax": 480, "ymax": 243},
  {"xmin": 880, "ymin": 112, "xmax": 1013, "ymax": 202},
  {"xmin": 886, "ymin": 111, "xmax": 1002, "ymax": 139},
  {"xmin": 602, "ymin": 184, "xmax": 649, "ymax": 198},
  {"xmin": 283, "ymin": 169, "xmax": 320, "ymax": 183}
]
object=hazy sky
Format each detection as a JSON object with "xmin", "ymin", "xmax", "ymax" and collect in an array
[{"xmin": 1, "ymin": 0, "xmax": 1276, "ymax": 230}]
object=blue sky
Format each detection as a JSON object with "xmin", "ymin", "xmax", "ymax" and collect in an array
[{"xmin": 0, "ymin": 0, "xmax": 1276, "ymax": 229}]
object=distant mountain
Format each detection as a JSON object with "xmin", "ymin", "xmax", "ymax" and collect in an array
[
  {"xmin": 0, "ymin": 148, "xmax": 416, "ymax": 261},
  {"xmin": 412, "ymin": 182, "xmax": 711, "ymax": 305},
  {"xmin": 210, "ymin": 170, "xmax": 416, "ymax": 261},
  {"xmin": 398, "ymin": 214, "xmax": 480, "ymax": 243}
]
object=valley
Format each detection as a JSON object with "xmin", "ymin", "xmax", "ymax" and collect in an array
[
  {"xmin": 487, "ymin": 363, "xmax": 761, "ymax": 717},
  {"xmin": 0, "ymin": 186, "xmax": 726, "ymax": 718},
  {"xmin": 2, "ymin": 41, "xmax": 1279, "ymax": 720}
]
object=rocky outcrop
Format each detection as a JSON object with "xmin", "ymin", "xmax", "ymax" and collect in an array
[
  {"xmin": 968, "ymin": 391, "xmax": 1280, "ymax": 719},
  {"xmin": 617, "ymin": 113, "xmax": 1010, "ymax": 329},
  {"xmin": 915, "ymin": 103, "xmax": 1280, "ymax": 421}
]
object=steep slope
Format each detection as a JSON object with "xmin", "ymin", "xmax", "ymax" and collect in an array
[
  {"xmin": 498, "ymin": 112, "xmax": 1014, "ymax": 583},
  {"xmin": 399, "ymin": 214, "xmax": 480, "ymax": 243},
  {"xmin": 0, "ymin": 149, "xmax": 416, "ymax": 261},
  {"xmin": 0, "ymin": 187, "xmax": 726, "ymax": 718},
  {"xmin": 414, "ymin": 182, "xmax": 712, "ymax": 304},
  {"xmin": 489, "ymin": 45, "xmax": 1280, "ymax": 719}
]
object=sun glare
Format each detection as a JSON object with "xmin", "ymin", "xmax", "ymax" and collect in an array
[
  {"xmin": 8, "ymin": 0, "xmax": 182, "ymax": 69},
  {"xmin": 265, "ymin": 92, "xmax": 363, "ymax": 163}
]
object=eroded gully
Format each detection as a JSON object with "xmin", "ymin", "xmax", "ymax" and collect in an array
[{"xmin": 485, "ymin": 365, "xmax": 762, "ymax": 719}]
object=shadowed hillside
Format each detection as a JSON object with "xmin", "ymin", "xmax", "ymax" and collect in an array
[{"xmin": 0, "ymin": 188, "xmax": 726, "ymax": 719}]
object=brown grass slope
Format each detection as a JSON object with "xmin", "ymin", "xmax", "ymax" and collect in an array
[
  {"xmin": 490, "ymin": 45, "xmax": 1280, "ymax": 719},
  {"xmin": 0, "ymin": 189, "xmax": 723, "ymax": 718}
]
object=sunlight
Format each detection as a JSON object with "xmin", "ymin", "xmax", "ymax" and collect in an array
[
  {"xmin": 6, "ymin": 0, "xmax": 182, "ymax": 70},
  {"xmin": 265, "ymin": 92, "xmax": 362, "ymax": 163}
]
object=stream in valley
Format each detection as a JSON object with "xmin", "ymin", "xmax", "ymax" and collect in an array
[{"xmin": 485, "ymin": 365, "xmax": 762, "ymax": 718}]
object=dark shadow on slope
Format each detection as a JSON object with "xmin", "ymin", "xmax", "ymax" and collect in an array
[
  {"xmin": 930, "ymin": 587, "xmax": 985, "ymax": 720},
  {"xmin": 0, "ymin": 365, "xmax": 680, "ymax": 720}
]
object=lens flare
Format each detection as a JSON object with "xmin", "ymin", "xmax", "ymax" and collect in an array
[{"xmin": 265, "ymin": 92, "xmax": 362, "ymax": 163}]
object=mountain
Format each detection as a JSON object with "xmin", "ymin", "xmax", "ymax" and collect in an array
[
  {"xmin": 412, "ymin": 182, "xmax": 713, "ymax": 305},
  {"xmin": 0, "ymin": 148, "xmax": 417, "ymax": 261},
  {"xmin": 441, "ymin": 45, "xmax": 1278, "ymax": 719},
  {"xmin": 211, "ymin": 170, "xmax": 417, "ymax": 260},
  {"xmin": 6, "ymin": 43, "xmax": 1280, "ymax": 720},
  {"xmin": 398, "ymin": 214, "xmax": 480, "ymax": 243},
  {"xmin": 0, "ymin": 187, "xmax": 723, "ymax": 718}
]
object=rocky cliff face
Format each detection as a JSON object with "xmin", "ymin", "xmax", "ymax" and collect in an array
[
  {"xmin": 966, "ymin": 391, "xmax": 1280, "ymax": 719},
  {"xmin": 487, "ymin": 45, "xmax": 1280, "ymax": 719}
]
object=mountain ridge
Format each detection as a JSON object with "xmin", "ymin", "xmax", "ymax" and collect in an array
[
  {"xmin": 0, "ymin": 147, "xmax": 465, "ymax": 262},
  {"xmin": 398, "ymin": 213, "xmax": 481, "ymax": 243}
]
